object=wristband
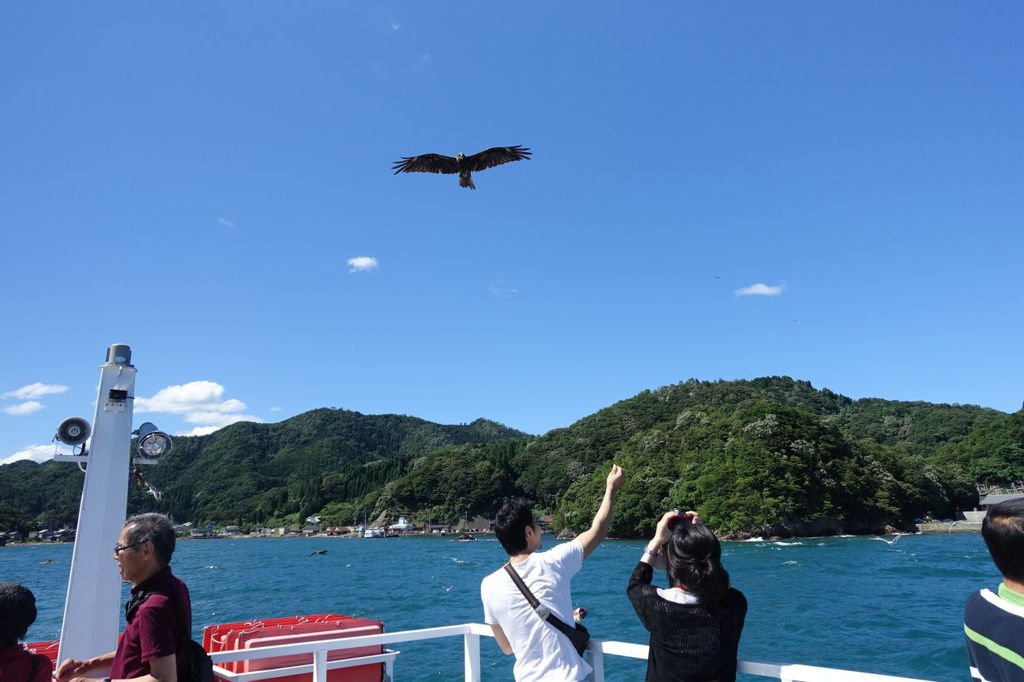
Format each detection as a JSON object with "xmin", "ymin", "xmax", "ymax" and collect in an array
[{"xmin": 643, "ymin": 547, "xmax": 660, "ymax": 557}]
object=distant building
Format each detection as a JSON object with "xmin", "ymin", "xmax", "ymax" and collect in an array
[
  {"xmin": 389, "ymin": 516, "xmax": 413, "ymax": 532},
  {"xmin": 964, "ymin": 482, "xmax": 1024, "ymax": 521},
  {"xmin": 979, "ymin": 492, "xmax": 1024, "ymax": 507},
  {"xmin": 456, "ymin": 515, "xmax": 491, "ymax": 532}
]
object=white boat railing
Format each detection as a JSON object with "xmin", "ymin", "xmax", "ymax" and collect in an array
[{"xmin": 206, "ymin": 621, "xmax": 938, "ymax": 682}]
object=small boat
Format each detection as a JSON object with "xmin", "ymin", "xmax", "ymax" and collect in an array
[
  {"xmin": 363, "ymin": 528, "xmax": 384, "ymax": 538},
  {"xmin": 457, "ymin": 533, "xmax": 475, "ymax": 542}
]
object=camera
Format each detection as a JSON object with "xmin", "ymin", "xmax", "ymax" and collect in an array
[{"xmin": 667, "ymin": 510, "xmax": 695, "ymax": 530}]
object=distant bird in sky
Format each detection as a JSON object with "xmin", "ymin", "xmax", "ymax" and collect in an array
[{"xmin": 392, "ymin": 145, "xmax": 531, "ymax": 189}]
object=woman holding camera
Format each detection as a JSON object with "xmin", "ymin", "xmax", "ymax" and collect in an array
[{"xmin": 627, "ymin": 510, "xmax": 747, "ymax": 682}]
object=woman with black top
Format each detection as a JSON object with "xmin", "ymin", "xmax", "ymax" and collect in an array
[{"xmin": 627, "ymin": 510, "xmax": 747, "ymax": 682}]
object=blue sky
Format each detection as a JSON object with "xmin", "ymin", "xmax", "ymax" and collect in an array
[{"xmin": 1, "ymin": 3, "xmax": 1021, "ymax": 464}]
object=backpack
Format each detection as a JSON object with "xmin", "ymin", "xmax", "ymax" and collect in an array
[{"xmin": 182, "ymin": 638, "xmax": 215, "ymax": 682}]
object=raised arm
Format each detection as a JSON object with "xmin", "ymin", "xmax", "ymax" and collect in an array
[{"xmin": 575, "ymin": 464, "xmax": 625, "ymax": 560}]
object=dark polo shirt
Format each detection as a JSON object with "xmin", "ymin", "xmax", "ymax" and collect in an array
[
  {"xmin": 0, "ymin": 644, "xmax": 53, "ymax": 682},
  {"xmin": 110, "ymin": 566, "xmax": 191, "ymax": 682}
]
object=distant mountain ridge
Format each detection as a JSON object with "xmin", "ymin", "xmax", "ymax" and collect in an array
[{"xmin": 1, "ymin": 378, "xmax": 1021, "ymax": 537}]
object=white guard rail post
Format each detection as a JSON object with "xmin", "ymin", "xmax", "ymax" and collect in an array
[{"xmin": 205, "ymin": 622, "xmax": 938, "ymax": 682}]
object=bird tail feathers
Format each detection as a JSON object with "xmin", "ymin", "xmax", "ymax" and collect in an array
[{"xmin": 459, "ymin": 174, "xmax": 476, "ymax": 190}]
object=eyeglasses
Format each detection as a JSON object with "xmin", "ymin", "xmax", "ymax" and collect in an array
[{"xmin": 114, "ymin": 540, "xmax": 146, "ymax": 555}]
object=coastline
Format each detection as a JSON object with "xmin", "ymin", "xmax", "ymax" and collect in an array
[
  {"xmin": 917, "ymin": 520, "xmax": 981, "ymax": 533},
  {"xmin": 3, "ymin": 524, "xmax": 982, "ymax": 548}
]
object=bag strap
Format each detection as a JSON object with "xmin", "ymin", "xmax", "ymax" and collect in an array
[
  {"xmin": 503, "ymin": 562, "xmax": 544, "ymax": 613},
  {"xmin": 502, "ymin": 562, "xmax": 578, "ymax": 640},
  {"xmin": 131, "ymin": 587, "xmax": 193, "ymax": 648}
]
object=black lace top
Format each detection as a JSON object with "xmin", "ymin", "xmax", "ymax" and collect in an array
[{"xmin": 627, "ymin": 562, "xmax": 747, "ymax": 682}]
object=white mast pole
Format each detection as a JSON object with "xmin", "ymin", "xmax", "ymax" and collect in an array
[{"xmin": 57, "ymin": 343, "xmax": 136, "ymax": 664}]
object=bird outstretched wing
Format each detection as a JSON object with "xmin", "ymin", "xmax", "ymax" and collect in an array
[
  {"xmin": 392, "ymin": 153, "xmax": 460, "ymax": 175},
  {"xmin": 462, "ymin": 145, "xmax": 532, "ymax": 172}
]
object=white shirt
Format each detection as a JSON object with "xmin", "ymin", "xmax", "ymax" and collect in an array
[{"xmin": 481, "ymin": 540, "xmax": 591, "ymax": 682}]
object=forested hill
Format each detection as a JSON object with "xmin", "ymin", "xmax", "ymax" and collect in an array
[
  {"xmin": 0, "ymin": 409, "xmax": 528, "ymax": 531},
  {"xmin": 543, "ymin": 378, "xmax": 1021, "ymax": 537},
  {"xmin": 1, "ymin": 378, "xmax": 1022, "ymax": 537}
]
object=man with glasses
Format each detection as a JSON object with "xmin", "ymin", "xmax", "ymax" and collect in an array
[
  {"xmin": 481, "ymin": 464, "xmax": 624, "ymax": 682},
  {"xmin": 57, "ymin": 513, "xmax": 191, "ymax": 682}
]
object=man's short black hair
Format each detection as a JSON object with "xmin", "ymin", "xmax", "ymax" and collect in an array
[
  {"xmin": 982, "ymin": 498, "xmax": 1024, "ymax": 583},
  {"xmin": 124, "ymin": 513, "xmax": 176, "ymax": 566},
  {"xmin": 494, "ymin": 499, "xmax": 534, "ymax": 556},
  {"xmin": 0, "ymin": 582, "xmax": 37, "ymax": 645}
]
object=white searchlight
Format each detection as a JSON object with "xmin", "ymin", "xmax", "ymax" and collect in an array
[{"xmin": 135, "ymin": 422, "xmax": 173, "ymax": 461}]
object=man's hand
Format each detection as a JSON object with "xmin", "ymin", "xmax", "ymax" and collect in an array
[
  {"xmin": 606, "ymin": 464, "xmax": 625, "ymax": 492},
  {"xmin": 57, "ymin": 658, "xmax": 96, "ymax": 682},
  {"xmin": 58, "ymin": 652, "xmax": 116, "ymax": 682}
]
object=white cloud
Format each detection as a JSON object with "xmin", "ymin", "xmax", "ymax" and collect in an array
[
  {"xmin": 269, "ymin": 406, "xmax": 283, "ymax": 412},
  {"xmin": 218, "ymin": 217, "xmax": 236, "ymax": 228},
  {"xmin": 489, "ymin": 281, "xmax": 519, "ymax": 298},
  {"xmin": 1, "ymin": 444, "xmax": 54, "ymax": 465},
  {"xmin": 185, "ymin": 409, "xmax": 256, "ymax": 426},
  {"xmin": 136, "ymin": 381, "xmax": 231, "ymax": 413},
  {"xmin": 735, "ymin": 283, "xmax": 785, "ymax": 297},
  {"xmin": 2, "ymin": 382, "xmax": 68, "ymax": 400},
  {"xmin": 136, "ymin": 380, "xmax": 263, "ymax": 436},
  {"xmin": 346, "ymin": 256, "xmax": 379, "ymax": 273},
  {"xmin": 181, "ymin": 426, "xmax": 220, "ymax": 437},
  {"xmin": 3, "ymin": 401, "xmax": 44, "ymax": 416}
]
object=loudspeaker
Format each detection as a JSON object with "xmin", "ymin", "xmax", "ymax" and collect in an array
[{"xmin": 56, "ymin": 417, "xmax": 91, "ymax": 446}]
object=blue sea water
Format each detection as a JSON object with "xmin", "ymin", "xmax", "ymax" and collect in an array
[{"xmin": 1, "ymin": 533, "xmax": 996, "ymax": 681}]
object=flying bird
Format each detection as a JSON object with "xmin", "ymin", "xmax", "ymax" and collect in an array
[
  {"xmin": 870, "ymin": 533, "xmax": 904, "ymax": 545},
  {"xmin": 392, "ymin": 145, "xmax": 531, "ymax": 189}
]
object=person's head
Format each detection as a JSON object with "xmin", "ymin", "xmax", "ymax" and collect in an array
[
  {"xmin": 665, "ymin": 521, "xmax": 730, "ymax": 603},
  {"xmin": 0, "ymin": 582, "xmax": 37, "ymax": 645},
  {"xmin": 982, "ymin": 498, "xmax": 1024, "ymax": 583},
  {"xmin": 114, "ymin": 513, "xmax": 176, "ymax": 585},
  {"xmin": 494, "ymin": 499, "xmax": 541, "ymax": 556}
]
